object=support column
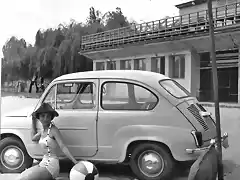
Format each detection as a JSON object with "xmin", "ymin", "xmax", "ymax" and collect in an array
[
  {"xmin": 104, "ymin": 61, "xmax": 107, "ymax": 70},
  {"xmin": 93, "ymin": 61, "xmax": 96, "ymax": 71},
  {"xmin": 131, "ymin": 59, "xmax": 134, "ymax": 70},
  {"xmin": 146, "ymin": 56, "xmax": 151, "ymax": 71},
  {"xmin": 116, "ymin": 60, "xmax": 120, "ymax": 70},
  {"xmin": 190, "ymin": 49, "xmax": 200, "ymax": 99},
  {"xmin": 238, "ymin": 49, "xmax": 240, "ymax": 103},
  {"xmin": 165, "ymin": 55, "xmax": 170, "ymax": 77}
]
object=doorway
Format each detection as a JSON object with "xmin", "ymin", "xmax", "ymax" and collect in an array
[{"xmin": 199, "ymin": 51, "xmax": 238, "ymax": 103}]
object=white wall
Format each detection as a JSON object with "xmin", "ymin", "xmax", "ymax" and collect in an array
[
  {"xmin": 93, "ymin": 50, "xmax": 196, "ymax": 95},
  {"xmin": 170, "ymin": 52, "xmax": 192, "ymax": 92}
]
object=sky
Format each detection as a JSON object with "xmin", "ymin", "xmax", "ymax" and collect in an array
[{"xmin": 0, "ymin": 0, "xmax": 189, "ymax": 58}]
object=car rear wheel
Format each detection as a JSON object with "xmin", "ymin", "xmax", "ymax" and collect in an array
[
  {"xmin": 130, "ymin": 143, "xmax": 175, "ymax": 180},
  {"xmin": 0, "ymin": 137, "xmax": 33, "ymax": 173}
]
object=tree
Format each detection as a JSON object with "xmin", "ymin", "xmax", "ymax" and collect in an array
[
  {"xmin": 104, "ymin": 7, "xmax": 129, "ymax": 30},
  {"xmin": 85, "ymin": 7, "xmax": 105, "ymax": 34},
  {"xmin": 22, "ymin": 45, "xmax": 38, "ymax": 79},
  {"xmin": 87, "ymin": 7, "xmax": 102, "ymax": 25},
  {"xmin": 1, "ymin": 57, "xmax": 8, "ymax": 83},
  {"xmin": 1, "ymin": 6, "xmax": 134, "ymax": 84},
  {"xmin": 2, "ymin": 36, "xmax": 28, "ymax": 81},
  {"xmin": 53, "ymin": 28, "xmax": 65, "ymax": 48},
  {"xmin": 2, "ymin": 36, "xmax": 26, "ymax": 63},
  {"xmin": 35, "ymin": 30, "xmax": 42, "ymax": 47}
]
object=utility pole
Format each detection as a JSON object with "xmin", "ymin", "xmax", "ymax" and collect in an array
[{"xmin": 207, "ymin": 0, "xmax": 223, "ymax": 179}]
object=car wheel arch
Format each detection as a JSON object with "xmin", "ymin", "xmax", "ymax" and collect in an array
[
  {"xmin": 0, "ymin": 133, "xmax": 31, "ymax": 156},
  {"xmin": 1, "ymin": 133, "xmax": 23, "ymax": 143},
  {"xmin": 120, "ymin": 140, "xmax": 175, "ymax": 163}
]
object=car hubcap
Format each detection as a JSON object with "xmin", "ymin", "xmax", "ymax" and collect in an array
[
  {"xmin": 138, "ymin": 150, "xmax": 164, "ymax": 177},
  {"xmin": 0, "ymin": 145, "xmax": 24, "ymax": 170}
]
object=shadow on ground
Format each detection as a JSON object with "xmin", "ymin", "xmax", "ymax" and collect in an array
[
  {"xmin": 223, "ymin": 159, "xmax": 239, "ymax": 177},
  {"xmin": 58, "ymin": 160, "xmax": 191, "ymax": 179}
]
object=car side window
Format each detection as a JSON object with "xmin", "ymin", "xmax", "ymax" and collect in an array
[
  {"xmin": 56, "ymin": 82, "xmax": 96, "ymax": 110},
  {"xmin": 42, "ymin": 85, "xmax": 56, "ymax": 109},
  {"xmin": 101, "ymin": 82, "xmax": 158, "ymax": 110}
]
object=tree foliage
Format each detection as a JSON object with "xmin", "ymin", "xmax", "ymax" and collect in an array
[{"xmin": 1, "ymin": 7, "xmax": 132, "ymax": 83}]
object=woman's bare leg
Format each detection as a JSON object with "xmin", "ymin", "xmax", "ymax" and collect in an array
[{"xmin": 16, "ymin": 165, "xmax": 53, "ymax": 180}]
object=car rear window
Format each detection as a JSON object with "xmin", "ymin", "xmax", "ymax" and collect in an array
[{"xmin": 159, "ymin": 79, "xmax": 190, "ymax": 99}]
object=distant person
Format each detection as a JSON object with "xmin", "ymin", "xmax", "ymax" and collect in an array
[
  {"xmin": 40, "ymin": 76, "xmax": 45, "ymax": 92},
  {"xmin": 29, "ymin": 73, "xmax": 39, "ymax": 93}
]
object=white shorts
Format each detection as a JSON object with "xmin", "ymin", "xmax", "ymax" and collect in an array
[{"xmin": 39, "ymin": 156, "xmax": 60, "ymax": 178}]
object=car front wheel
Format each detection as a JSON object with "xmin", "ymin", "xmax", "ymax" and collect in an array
[
  {"xmin": 130, "ymin": 143, "xmax": 175, "ymax": 180},
  {"xmin": 0, "ymin": 137, "xmax": 33, "ymax": 173}
]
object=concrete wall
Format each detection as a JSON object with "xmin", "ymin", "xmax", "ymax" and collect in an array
[{"xmin": 93, "ymin": 47, "xmax": 240, "ymax": 103}]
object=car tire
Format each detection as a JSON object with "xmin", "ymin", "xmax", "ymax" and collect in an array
[
  {"xmin": 130, "ymin": 143, "xmax": 175, "ymax": 180},
  {"xmin": 0, "ymin": 137, "xmax": 33, "ymax": 173}
]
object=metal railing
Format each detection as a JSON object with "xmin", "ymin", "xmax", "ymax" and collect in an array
[{"xmin": 81, "ymin": 2, "xmax": 240, "ymax": 51}]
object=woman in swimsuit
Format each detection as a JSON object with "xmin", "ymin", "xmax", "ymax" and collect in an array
[{"xmin": 17, "ymin": 103, "xmax": 78, "ymax": 180}]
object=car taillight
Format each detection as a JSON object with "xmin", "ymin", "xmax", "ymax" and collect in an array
[{"xmin": 191, "ymin": 130, "xmax": 203, "ymax": 147}]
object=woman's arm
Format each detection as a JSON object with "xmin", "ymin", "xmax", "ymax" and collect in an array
[
  {"xmin": 32, "ymin": 132, "xmax": 41, "ymax": 141},
  {"xmin": 51, "ymin": 125, "xmax": 78, "ymax": 165},
  {"xmin": 31, "ymin": 117, "xmax": 41, "ymax": 142}
]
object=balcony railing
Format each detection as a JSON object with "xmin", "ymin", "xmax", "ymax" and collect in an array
[{"xmin": 81, "ymin": 2, "xmax": 240, "ymax": 51}]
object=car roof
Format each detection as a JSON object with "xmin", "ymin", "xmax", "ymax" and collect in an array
[{"xmin": 54, "ymin": 70, "xmax": 170, "ymax": 85}]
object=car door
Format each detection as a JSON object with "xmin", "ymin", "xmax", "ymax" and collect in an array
[
  {"xmin": 40, "ymin": 79, "xmax": 99, "ymax": 158},
  {"xmin": 97, "ymin": 79, "xmax": 159, "ymax": 159}
]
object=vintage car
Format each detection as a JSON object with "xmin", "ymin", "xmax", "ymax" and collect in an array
[{"xmin": 0, "ymin": 70, "xmax": 227, "ymax": 180}]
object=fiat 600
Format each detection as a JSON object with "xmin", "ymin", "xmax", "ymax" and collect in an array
[{"xmin": 0, "ymin": 70, "xmax": 228, "ymax": 180}]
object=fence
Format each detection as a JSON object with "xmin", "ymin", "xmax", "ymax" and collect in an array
[
  {"xmin": 81, "ymin": 2, "xmax": 240, "ymax": 51},
  {"xmin": 1, "ymin": 80, "xmax": 51, "ymax": 93}
]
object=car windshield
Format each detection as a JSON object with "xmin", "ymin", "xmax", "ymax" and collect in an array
[{"xmin": 159, "ymin": 79, "xmax": 190, "ymax": 99}]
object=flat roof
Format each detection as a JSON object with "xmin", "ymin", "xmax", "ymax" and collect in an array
[
  {"xmin": 53, "ymin": 70, "xmax": 170, "ymax": 86},
  {"xmin": 175, "ymin": 0, "xmax": 209, "ymax": 9}
]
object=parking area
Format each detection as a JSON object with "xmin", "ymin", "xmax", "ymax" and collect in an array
[{"xmin": 1, "ymin": 95, "xmax": 240, "ymax": 179}]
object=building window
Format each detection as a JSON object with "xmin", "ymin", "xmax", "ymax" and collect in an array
[
  {"xmin": 96, "ymin": 62, "xmax": 105, "ymax": 71},
  {"xmin": 151, "ymin": 56, "xmax": 165, "ymax": 74},
  {"xmin": 134, "ymin": 58, "xmax": 146, "ymax": 70},
  {"xmin": 107, "ymin": 61, "xmax": 116, "ymax": 70},
  {"xmin": 120, "ymin": 60, "xmax": 131, "ymax": 70},
  {"xmin": 101, "ymin": 82, "xmax": 158, "ymax": 110},
  {"xmin": 169, "ymin": 54, "xmax": 185, "ymax": 79}
]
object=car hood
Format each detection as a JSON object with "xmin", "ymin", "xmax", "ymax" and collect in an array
[{"xmin": 3, "ymin": 106, "xmax": 36, "ymax": 118}]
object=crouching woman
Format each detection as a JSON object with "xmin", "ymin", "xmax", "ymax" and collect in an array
[{"xmin": 16, "ymin": 103, "xmax": 78, "ymax": 180}]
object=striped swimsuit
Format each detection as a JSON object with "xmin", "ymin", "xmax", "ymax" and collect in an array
[{"xmin": 39, "ymin": 123, "xmax": 60, "ymax": 178}]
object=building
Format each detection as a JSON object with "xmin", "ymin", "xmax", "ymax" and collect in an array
[{"xmin": 80, "ymin": 0, "xmax": 240, "ymax": 103}]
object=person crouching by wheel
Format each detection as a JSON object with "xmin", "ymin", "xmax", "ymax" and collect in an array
[{"xmin": 16, "ymin": 103, "xmax": 78, "ymax": 180}]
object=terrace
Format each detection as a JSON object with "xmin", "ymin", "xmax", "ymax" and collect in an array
[{"xmin": 81, "ymin": 2, "xmax": 240, "ymax": 52}]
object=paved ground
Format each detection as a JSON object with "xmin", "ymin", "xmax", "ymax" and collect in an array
[
  {"xmin": 0, "ymin": 162, "xmax": 189, "ymax": 180},
  {"xmin": 1, "ymin": 93, "xmax": 240, "ymax": 179}
]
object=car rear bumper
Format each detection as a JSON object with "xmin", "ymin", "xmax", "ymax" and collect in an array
[{"xmin": 185, "ymin": 132, "xmax": 229, "ymax": 154}]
